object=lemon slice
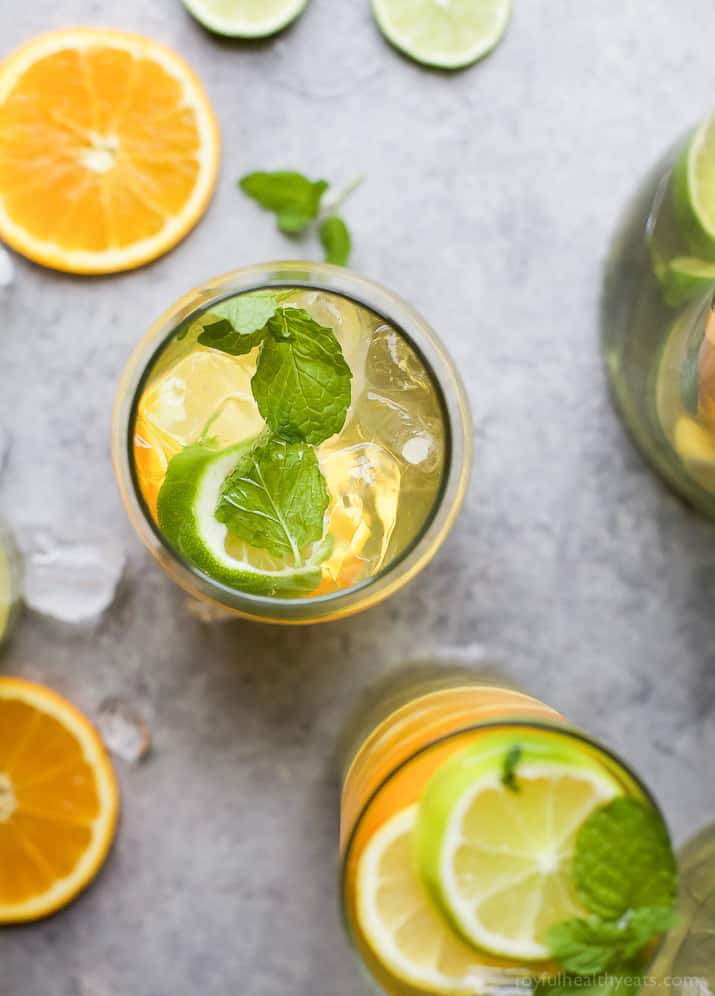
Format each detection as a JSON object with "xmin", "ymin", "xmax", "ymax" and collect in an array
[
  {"xmin": 356, "ymin": 805, "xmax": 520, "ymax": 994},
  {"xmin": 157, "ymin": 440, "xmax": 327, "ymax": 597},
  {"xmin": 370, "ymin": 0, "xmax": 512, "ymax": 70},
  {"xmin": 414, "ymin": 731, "xmax": 623, "ymax": 961},
  {"xmin": 182, "ymin": 0, "xmax": 309, "ymax": 38},
  {"xmin": 674, "ymin": 415, "xmax": 715, "ymax": 492}
]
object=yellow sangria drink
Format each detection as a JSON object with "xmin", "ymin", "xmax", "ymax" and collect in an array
[
  {"xmin": 113, "ymin": 264, "xmax": 471, "ymax": 624},
  {"xmin": 340, "ymin": 670, "xmax": 678, "ymax": 995}
]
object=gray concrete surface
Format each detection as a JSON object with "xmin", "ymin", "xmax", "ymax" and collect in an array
[{"xmin": 1, "ymin": 2, "xmax": 715, "ymax": 994}]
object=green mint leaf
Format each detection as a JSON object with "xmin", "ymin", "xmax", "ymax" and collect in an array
[
  {"xmin": 319, "ymin": 216, "xmax": 352, "ymax": 266},
  {"xmin": 252, "ymin": 307, "xmax": 352, "ymax": 445},
  {"xmin": 216, "ymin": 435, "xmax": 329, "ymax": 564},
  {"xmin": 239, "ymin": 171, "xmax": 329, "ymax": 234},
  {"xmin": 573, "ymin": 798, "xmax": 677, "ymax": 920},
  {"xmin": 501, "ymin": 744, "xmax": 522, "ymax": 793},
  {"xmin": 547, "ymin": 908, "xmax": 679, "ymax": 976},
  {"xmin": 198, "ymin": 293, "xmax": 279, "ymax": 356}
]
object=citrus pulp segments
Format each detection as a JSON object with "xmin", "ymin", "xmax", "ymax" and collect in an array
[
  {"xmin": 414, "ymin": 730, "xmax": 624, "ymax": 961},
  {"xmin": 0, "ymin": 28, "xmax": 220, "ymax": 273},
  {"xmin": 356, "ymin": 805, "xmax": 510, "ymax": 994},
  {"xmin": 0, "ymin": 677, "xmax": 119, "ymax": 922}
]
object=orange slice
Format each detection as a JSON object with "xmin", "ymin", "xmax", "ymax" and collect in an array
[
  {"xmin": 0, "ymin": 677, "xmax": 120, "ymax": 922},
  {"xmin": 0, "ymin": 28, "xmax": 220, "ymax": 273}
]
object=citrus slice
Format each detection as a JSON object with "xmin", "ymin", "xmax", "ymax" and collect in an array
[
  {"xmin": 182, "ymin": 0, "xmax": 309, "ymax": 38},
  {"xmin": 370, "ymin": 0, "xmax": 512, "ymax": 70},
  {"xmin": 0, "ymin": 677, "xmax": 119, "ymax": 922},
  {"xmin": 673, "ymin": 116, "xmax": 715, "ymax": 260},
  {"xmin": 357, "ymin": 804, "xmax": 514, "ymax": 994},
  {"xmin": 156, "ymin": 440, "xmax": 328, "ymax": 597},
  {"xmin": 0, "ymin": 28, "xmax": 220, "ymax": 274},
  {"xmin": 414, "ymin": 731, "xmax": 623, "ymax": 961}
]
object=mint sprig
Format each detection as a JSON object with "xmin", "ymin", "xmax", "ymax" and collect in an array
[
  {"xmin": 253, "ymin": 308, "xmax": 352, "ymax": 445},
  {"xmin": 216, "ymin": 435, "xmax": 330, "ymax": 565},
  {"xmin": 238, "ymin": 170, "xmax": 362, "ymax": 265},
  {"xmin": 239, "ymin": 172, "xmax": 329, "ymax": 234},
  {"xmin": 548, "ymin": 907, "xmax": 680, "ymax": 976},
  {"xmin": 547, "ymin": 797, "xmax": 678, "ymax": 983},
  {"xmin": 198, "ymin": 293, "xmax": 279, "ymax": 355},
  {"xmin": 319, "ymin": 216, "xmax": 352, "ymax": 266},
  {"xmin": 573, "ymin": 797, "xmax": 677, "ymax": 919}
]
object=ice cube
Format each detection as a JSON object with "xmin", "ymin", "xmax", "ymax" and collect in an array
[
  {"xmin": 366, "ymin": 324, "xmax": 436, "ymax": 399},
  {"xmin": 318, "ymin": 441, "xmax": 401, "ymax": 589},
  {"xmin": 96, "ymin": 698, "xmax": 151, "ymax": 764},
  {"xmin": 18, "ymin": 530, "xmax": 126, "ymax": 624},
  {"xmin": 0, "ymin": 246, "xmax": 14, "ymax": 289},
  {"xmin": 140, "ymin": 350, "xmax": 264, "ymax": 450},
  {"xmin": 357, "ymin": 391, "xmax": 445, "ymax": 477}
]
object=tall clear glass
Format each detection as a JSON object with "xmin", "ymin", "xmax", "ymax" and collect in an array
[
  {"xmin": 112, "ymin": 263, "xmax": 472, "ymax": 625},
  {"xmin": 603, "ymin": 122, "xmax": 715, "ymax": 516}
]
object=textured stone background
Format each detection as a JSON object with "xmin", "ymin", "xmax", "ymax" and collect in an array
[{"xmin": 1, "ymin": 2, "xmax": 715, "ymax": 994}]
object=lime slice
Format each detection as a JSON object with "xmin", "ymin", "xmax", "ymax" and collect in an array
[
  {"xmin": 356, "ymin": 805, "xmax": 521, "ymax": 994},
  {"xmin": 673, "ymin": 117, "xmax": 715, "ymax": 260},
  {"xmin": 370, "ymin": 0, "xmax": 511, "ymax": 70},
  {"xmin": 157, "ymin": 440, "xmax": 326, "ymax": 597},
  {"xmin": 413, "ymin": 731, "xmax": 623, "ymax": 962},
  {"xmin": 182, "ymin": 0, "xmax": 308, "ymax": 38},
  {"xmin": 658, "ymin": 256, "xmax": 715, "ymax": 308}
]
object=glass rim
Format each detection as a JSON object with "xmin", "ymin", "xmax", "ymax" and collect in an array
[
  {"xmin": 339, "ymin": 714, "xmax": 669, "ymax": 982},
  {"xmin": 112, "ymin": 261, "xmax": 473, "ymax": 623}
]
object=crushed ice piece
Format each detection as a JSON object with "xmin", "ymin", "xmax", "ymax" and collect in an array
[
  {"xmin": 0, "ymin": 246, "xmax": 14, "ymax": 289},
  {"xmin": 185, "ymin": 597, "xmax": 236, "ymax": 624},
  {"xmin": 96, "ymin": 698, "xmax": 151, "ymax": 763},
  {"xmin": 19, "ymin": 531, "xmax": 126, "ymax": 624}
]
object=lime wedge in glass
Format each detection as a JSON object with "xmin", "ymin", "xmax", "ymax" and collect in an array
[
  {"xmin": 370, "ymin": 0, "xmax": 512, "ymax": 70},
  {"xmin": 673, "ymin": 116, "xmax": 715, "ymax": 261},
  {"xmin": 157, "ymin": 440, "xmax": 328, "ymax": 597},
  {"xmin": 413, "ymin": 730, "xmax": 623, "ymax": 961},
  {"xmin": 182, "ymin": 0, "xmax": 309, "ymax": 38}
]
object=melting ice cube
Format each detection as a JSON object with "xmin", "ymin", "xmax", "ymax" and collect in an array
[
  {"xmin": 96, "ymin": 698, "xmax": 151, "ymax": 764},
  {"xmin": 318, "ymin": 441, "xmax": 401, "ymax": 589},
  {"xmin": 19, "ymin": 531, "xmax": 126, "ymax": 624}
]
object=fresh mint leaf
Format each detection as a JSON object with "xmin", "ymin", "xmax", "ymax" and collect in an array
[
  {"xmin": 239, "ymin": 172, "xmax": 329, "ymax": 234},
  {"xmin": 252, "ymin": 307, "xmax": 352, "ymax": 445},
  {"xmin": 216, "ymin": 435, "xmax": 329, "ymax": 564},
  {"xmin": 501, "ymin": 744, "xmax": 522, "ymax": 793},
  {"xmin": 198, "ymin": 293, "xmax": 279, "ymax": 356},
  {"xmin": 319, "ymin": 216, "xmax": 352, "ymax": 266},
  {"xmin": 573, "ymin": 798, "xmax": 677, "ymax": 920},
  {"xmin": 548, "ymin": 908, "xmax": 680, "ymax": 976}
]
